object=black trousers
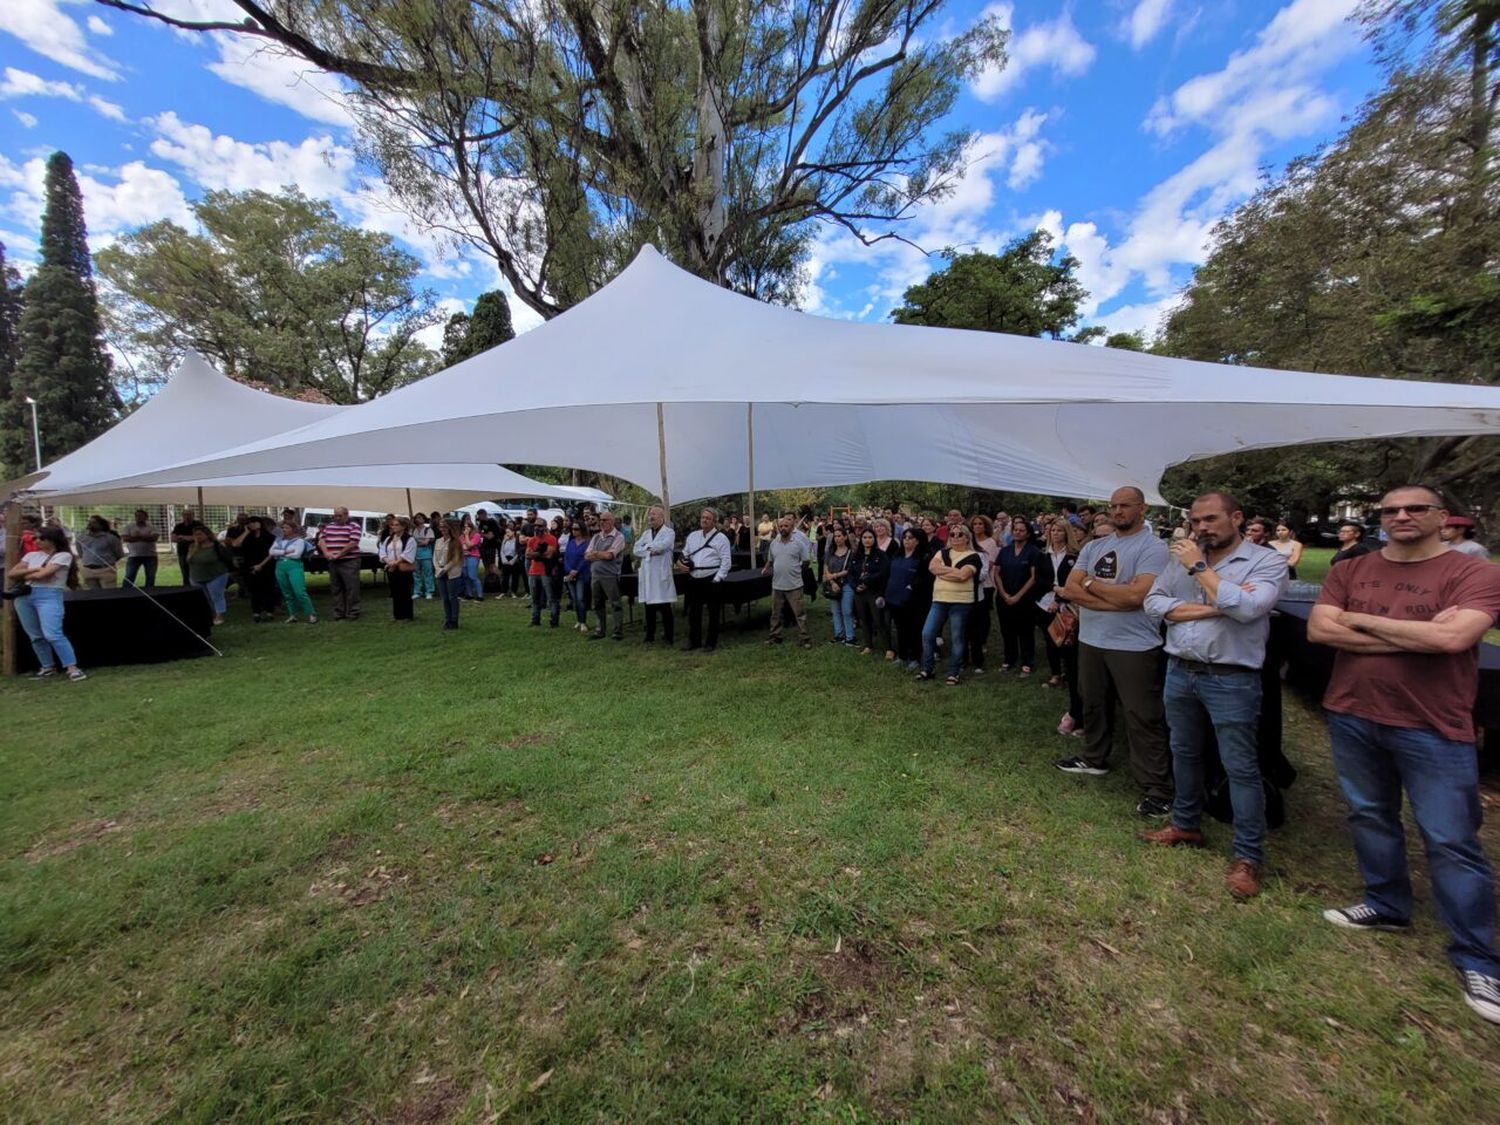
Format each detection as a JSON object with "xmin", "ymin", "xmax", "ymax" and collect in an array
[
  {"xmin": 853, "ymin": 589, "xmax": 890, "ymax": 651},
  {"xmin": 1078, "ymin": 643, "xmax": 1171, "ymax": 800},
  {"xmin": 967, "ymin": 588, "xmax": 994, "ymax": 668},
  {"xmin": 684, "ymin": 577, "xmax": 721, "ymax": 648},
  {"xmin": 891, "ymin": 600, "xmax": 926, "ymax": 663},
  {"xmin": 997, "ymin": 595, "xmax": 1036, "ymax": 668},
  {"xmin": 248, "ymin": 564, "xmax": 279, "ymax": 615},
  {"xmin": 389, "ymin": 568, "xmax": 415, "ymax": 620},
  {"xmin": 645, "ymin": 602, "xmax": 675, "ymax": 643}
]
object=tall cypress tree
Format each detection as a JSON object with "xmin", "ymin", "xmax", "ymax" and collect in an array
[
  {"xmin": 2, "ymin": 152, "xmax": 117, "ymax": 474},
  {"xmin": 0, "ymin": 243, "xmax": 21, "ymax": 423}
]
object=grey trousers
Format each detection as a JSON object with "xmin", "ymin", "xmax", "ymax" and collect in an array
[
  {"xmin": 591, "ymin": 575, "xmax": 622, "ymax": 638},
  {"xmin": 329, "ymin": 557, "xmax": 362, "ymax": 619}
]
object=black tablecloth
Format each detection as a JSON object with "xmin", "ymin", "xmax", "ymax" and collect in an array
[
  {"xmin": 12, "ymin": 585, "xmax": 215, "ymax": 672},
  {"xmin": 618, "ymin": 568, "xmax": 773, "ymax": 608},
  {"xmin": 1273, "ymin": 600, "xmax": 1500, "ymax": 733}
]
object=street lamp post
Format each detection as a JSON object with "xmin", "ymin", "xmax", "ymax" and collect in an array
[{"xmin": 23, "ymin": 396, "xmax": 40, "ymax": 470}]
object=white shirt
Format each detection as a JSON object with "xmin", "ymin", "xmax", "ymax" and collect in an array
[
  {"xmin": 379, "ymin": 535, "xmax": 417, "ymax": 567},
  {"xmin": 21, "ymin": 550, "xmax": 72, "ymax": 588},
  {"xmin": 681, "ymin": 526, "xmax": 732, "ymax": 580}
]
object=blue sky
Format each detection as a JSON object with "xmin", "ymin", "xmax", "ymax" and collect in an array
[{"xmin": 0, "ymin": 0, "xmax": 1380, "ymax": 352}]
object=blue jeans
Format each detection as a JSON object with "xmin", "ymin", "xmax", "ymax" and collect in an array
[
  {"xmin": 529, "ymin": 574, "xmax": 559, "ymax": 625},
  {"xmin": 437, "ymin": 573, "xmax": 462, "ymax": 626},
  {"xmin": 463, "ymin": 556, "xmax": 482, "ymax": 598},
  {"xmin": 1327, "ymin": 712, "xmax": 1499, "ymax": 975},
  {"xmin": 15, "ymin": 586, "xmax": 77, "ymax": 668},
  {"xmin": 568, "ymin": 576, "xmax": 590, "ymax": 625},
  {"xmin": 123, "ymin": 555, "xmax": 157, "ymax": 587},
  {"xmin": 921, "ymin": 601, "xmax": 970, "ymax": 677},
  {"xmin": 193, "ymin": 572, "xmax": 230, "ymax": 616},
  {"xmin": 1164, "ymin": 660, "xmax": 1265, "ymax": 863},
  {"xmin": 829, "ymin": 584, "xmax": 856, "ymax": 641}
]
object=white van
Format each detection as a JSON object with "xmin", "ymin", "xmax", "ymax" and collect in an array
[{"xmin": 302, "ymin": 509, "xmax": 388, "ymax": 556}]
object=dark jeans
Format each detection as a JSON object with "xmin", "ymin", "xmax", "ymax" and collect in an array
[
  {"xmin": 1164, "ymin": 659, "xmax": 1265, "ymax": 863},
  {"xmin": 1327, "ymin": 712, "xmax": 1499, "ymax": 975},
  {"xmin": 1078, "ymin": 643, "xmax": 1171, "ymax": 801},
  {"xmin": 997, "ymin": 596, "xmax": 1036, "ymax": 669},
  {"xmin": 501, "ymin": 560, "xmax": 524, "ymax": 595},
  {"xmin": 328, "ymin": 557, "xmax": 362, "ymax": 619},
  {"xmin": 529, "ymin": 574, "xmax": 559, "ymax": 625},
  {"xmin": 684, "ymin": 577, "xmax": 721, "ymax": 648},
  {"xmin": 123, "ymin": 555, "xmax": 157, "ymax": 588},
  {"xmin": 438, "ymin": 573, "xmax": 462, "ymax": 627},
  {"xmin": 568, "ymin": 576, "xmax": 590, "ymax": 625},
  {"xmin": 645, "ymin": 602, "xmax": 674, "ymax": 643},
  {"xmin": 853, "ymin": 589, "xmax": 890, "ymax": 651},
  {"xmin": 592, "ymin": 574, "xmax": 623, "ymax": 638},
  {"xmin": 921, "ymin": 601, "xmax": 970, "ymax": 677},
  {"xmin": 389, "ymin": 568, "xmax": 415, "ymax": 620}
]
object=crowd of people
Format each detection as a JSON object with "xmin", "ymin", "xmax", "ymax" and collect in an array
[{"xmin": 5, "ymin": 483, "xmax": 1499, "ymax": 1024}]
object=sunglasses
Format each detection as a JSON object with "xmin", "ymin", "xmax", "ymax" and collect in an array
[{"xmin": 1379, "ymin": 504, "xmax": 1438, "ymax": 517}]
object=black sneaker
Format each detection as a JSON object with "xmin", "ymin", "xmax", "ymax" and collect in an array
[
  {"xmin": 1322, "ymin": 903, "xmax": 1411, "ymax": 933},
  {"xmin": 1459, "ymin": 970, "xmax": 1500, "ymax": 1025},
  {"xmin": 1135, "ymin": 796, "xmax": 1172, "ymax": 818},
  {"xmin": 1054, "ymin": 756, "xmax": 1109, "ymax": 777}
]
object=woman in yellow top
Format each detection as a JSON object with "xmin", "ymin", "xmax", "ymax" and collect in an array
[{"xmin": 917, "ymin": 524, "xmax": 981, "ymax": 685}]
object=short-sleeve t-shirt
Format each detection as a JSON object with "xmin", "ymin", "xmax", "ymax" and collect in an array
[
  {"xmin": 1076, "ymin": 529, "xmax": 1171, "ymax": 651},
  {"xmin": 1317, "ymin": 549, "xmax": 1500, "ymax": 743},
  {"xmin": 767, "ymin": 534, "xmax": 813, "ymax": 591},
  {"xmin": 526, "ymin": 533, "xmax": 558, "ymax": 577},
  {"xmin": 21, "ymin": 550, "xmax": 72, "ymax": 588}
]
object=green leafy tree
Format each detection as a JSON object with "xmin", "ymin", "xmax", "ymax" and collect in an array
[
  {"xmin": 442, "ymin": 290, "xmax": 516, "ymax": 366},
  {"xmin": 890, "ymin": 231, "xmax": 1088, "ymax": 339},
  {"xmin": 1, "ymin": 153, "xmax": 117, "ymax": 474},
  {"xmin": 96, "ymin": 187, "xmax": 440, "ymax": 403},
  {"xmin": 95, "ymin": 0, "xmax": 1008, "ymax": 317},
  {"xmin": 1104, "ymin": 330, "xmax": 1146, "ymax": 351},
  {"xmin": 1160, "ymin": 0, "xmax": 1500, "ymax": 525}
]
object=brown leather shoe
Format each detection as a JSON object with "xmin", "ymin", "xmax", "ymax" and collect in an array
[
  {"xmin": 1226, "ymin": 859, "xmax": 1262, "ymax": 900},
  {"xmin": 1137, "ymin": 825, "xmax": 1205, "ymax": 847}
]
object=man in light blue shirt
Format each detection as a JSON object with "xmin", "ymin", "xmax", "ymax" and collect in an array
[{"xmin": 1140, "ymin": 491, "xmax": 1288, "ymax": 900}]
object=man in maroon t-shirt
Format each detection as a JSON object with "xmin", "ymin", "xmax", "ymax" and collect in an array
[
  {"xmin": 1309, "ymin": 484, "xmax": 1500, "ymax": 1026},
  {"xmin": 525, "ymin": 524, "xmax": 559, "ymax": 628}
]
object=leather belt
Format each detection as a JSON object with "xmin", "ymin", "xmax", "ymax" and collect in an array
[{"xmin": 1171, "ymin": 656, "xmax": 1257, "ymax": 676}]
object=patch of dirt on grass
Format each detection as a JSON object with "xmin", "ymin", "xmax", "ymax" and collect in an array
[
  {"xmin": 501, "ymin": 733, "xmax": 552, "ymax": 750},
  {"xmin": 24, "ymin": 818, "xmax": 125, "ymax": 861},
  {"xmin": 388, "ymin": 1076, "xmax": 464, "ymax": 1124},
  {"xmin": 791, "ymin": 938, "xmax": 904, "ymax": 1030},
  {"xmin": 308, "ymin": 863, "xmax": 410, "ymax": 907}
]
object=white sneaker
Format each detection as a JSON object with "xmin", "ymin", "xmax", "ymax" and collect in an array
[{"xmin": 1460, "ymin": 970, "xmax": 1500, "ymax": 1024}]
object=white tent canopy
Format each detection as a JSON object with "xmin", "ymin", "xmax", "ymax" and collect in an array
[
  {"xmin": 14, "ymin": 352, "xmax": 610, "ymax": 512},
  {"xmin": 68, "ymin": 247, "xmax": 1500, "ymax": 505}
]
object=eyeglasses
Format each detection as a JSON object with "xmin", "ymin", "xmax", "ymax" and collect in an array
[{"xmin": 1379, "ymin": 504, "xmax": 1438, "ymax": 517}]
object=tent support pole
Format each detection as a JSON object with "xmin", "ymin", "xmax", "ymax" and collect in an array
[
  {"xmin": 655, "ymin": 402, "xmax": 671, "ymax": 514},
  {"xmin": 3, "ymin": 500, "xmax": 19, "ymax": 677},
  {"xmin": 746, "ymin": 403, "xmax": 755, "ymax": 566},
  {"xmin": 405, "ymin": 488, "xmax": 413, "ymax": 518},
  {"xmin": 196, "ymin": 486, "xmax": 203, "ymax": 512}
]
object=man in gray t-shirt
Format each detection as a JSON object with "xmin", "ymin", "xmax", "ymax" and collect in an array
[
  {"xmin": 585, "ymin": 511, "xmax": 627, "ymax": 641},
  {"xmin": 1055, "ymin": 486, "xmax": 1174, "ymax": 816},
  {"xmin": 763, "ymin": 514, "xmax": 813, "ymax": 646}
]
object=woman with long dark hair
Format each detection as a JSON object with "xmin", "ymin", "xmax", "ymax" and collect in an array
[
  {"xmin": 378, "ymin": 515, "xmax": 418, "ymax": 621},
  {"xmin": 7, "ymin": 525, "xmax": 85, "ymax": 680},
  {"xmin": 967, "ymin": 514, "xmax": 998, "ymax": 674},
  {"xmin": 885, "ymin": 526, "xmax": 930, "ymax": 670},
  {"xmin": 237, "ymin": 516, "xmax": 278, "ymax": 621},
  {"xmin": 849, "ymin": 527, "xmax": 892, "ymax": 658},
  {"xmin": 822, "ymin": 524, "xmax": 856, "ymax": 645},
  {"xmin": 996, "ymin": 516, "xmax": 1041, "ymax": 677}
]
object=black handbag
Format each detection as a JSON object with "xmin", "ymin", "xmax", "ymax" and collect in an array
[
  {"xmin": 1, "ymin": 581, "xmax": 31, "ymax": 600},
  {"xmin": 801, "ymin": 561, "xmax": 817, "ymax": 598}
]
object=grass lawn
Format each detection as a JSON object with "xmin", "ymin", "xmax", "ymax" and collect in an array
[{"xmin": 2, "ymin": 567, "xmax": 1498, "ymax": 1122}]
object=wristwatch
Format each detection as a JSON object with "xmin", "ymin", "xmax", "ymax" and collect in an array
[{"xmin": 1189, "ymin": 561, "xmax": 1208, "ymax": 575}]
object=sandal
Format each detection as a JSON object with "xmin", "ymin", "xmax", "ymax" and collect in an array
[
  {"xmin": 915, "ymin": 670, "xmax": 934, "ymax": 681},
  {"xmin": 946, "ymin": 674, "xmax": 960, "ymax": 686}
]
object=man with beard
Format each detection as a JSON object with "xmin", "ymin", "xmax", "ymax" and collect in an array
[
  {"xmin": 1140, "ymin": 492, "xmax": 1288, "ymax": 900},
  {"xmin": 763, "ymin": 513, "xmax": 814, "ymax": 647}
]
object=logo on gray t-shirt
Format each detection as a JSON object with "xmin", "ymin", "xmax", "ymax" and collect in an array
[{"xmin": 1076, "ymin": 531, "xmax": 1170, "ymax": 651}]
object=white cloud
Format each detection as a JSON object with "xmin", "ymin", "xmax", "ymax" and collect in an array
[
  {"xmin": 1123, "ymin": 0, "xmax": 1174, "ymax": 50},
  {"xmin": 1094, "ymin": 293, "xmax": 1184, "ymax": 338},
  {"xmin": 86, "ymin": 14, "xmax": 113, "ymax": 36},
  {"xmin": 972, "ymin": 3, "xmax": 1097, "ymax": 102},
  {"xmin": 1145, "ymin": 0, "xmax": 1360, "ymax": 137},
  {"xmin": 207, "ymin": 37, "xmax": 355, "ymax": 128},
  {"xmin": 12, "ymin": 109, "xmax": 38, "ymax": 128},
  {"xmin": 0, "ymin": 154, "xmax": 192, "ymax": 249},
  {"xmin": 0, "ymin": 67, "xmax": 84, "ymax": 101},
  {"xmin": 1051, "ymin": 0, "xmax": 1363, "ymax": 327},
  {"xmin": 0, "ymin": 0, "xmax": 121, "ymax": 81},
  {"xmin": 146, "ymin": 111, "xmax": 358, "ymax": 197},
  {"xmin": 88, "ymin": 95, "xmax": 128, "ymax": 122}
]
